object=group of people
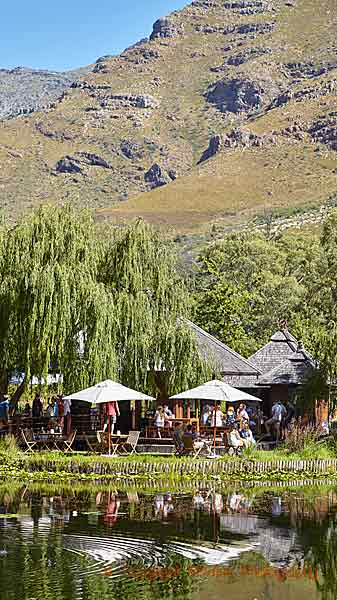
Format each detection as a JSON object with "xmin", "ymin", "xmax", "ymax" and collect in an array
[
  {"xmin": 201, "ymin": 401, "xmax": 258, "ymax": 430},
  {"xmin": 154, "ymin": 401, "xmax": 257, "ymax": 452},
  {"xmin": 203, "ymin": 401, "xmax": 257, "ymax": 451},
  {"xmin": 154, "ymin": 404, "xmax": 175, "ymax": 437},
  {"xmin": 264, "ymin": 398, "xmax": 295, "ymax": 441},
  {"xmin": 22, "ymin": 393, "xmax": 72, "ymax": 435}
]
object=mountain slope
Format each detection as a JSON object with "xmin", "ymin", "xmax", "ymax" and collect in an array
[{"xmin": 0, "ymin": 0, "xmax": 337, "ymax": 230}]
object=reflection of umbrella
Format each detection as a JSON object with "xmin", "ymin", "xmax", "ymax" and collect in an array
[
  {"xmin": 65, "ymin": 380, "xmax": 155, "ymax": 454},
  {"xmin": 170, "ymin": 380, "xmax": 261, "ymax": 449}
]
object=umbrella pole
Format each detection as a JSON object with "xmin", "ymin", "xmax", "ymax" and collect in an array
[
  {"xmin": 109, "ymin": 415, "xmax": 111, "ymax": 456},
  {"xmin": 213, "ymin": 403, "xmax": 217, "ymax": 450}
]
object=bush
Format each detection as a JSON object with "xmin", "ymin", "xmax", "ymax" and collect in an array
[
  {"xmin": 0, "ymin": 434, "xmax": 20, "ymax": 456},
  {"xmin": 283, "ymin": 422, "xmax": 327, "ymax": 454}
]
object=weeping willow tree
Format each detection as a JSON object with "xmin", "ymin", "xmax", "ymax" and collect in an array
[
  {"xmin": 0, "ymin": 204, "xmax": 116, "ymax": 399},
  {"xmin": 100, "ymin": 219, "xmax": 210, "ymax": 394}
]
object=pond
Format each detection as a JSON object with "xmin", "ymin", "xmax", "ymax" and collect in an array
[{"xmin": 0, "ymin": 482, "xmax": 336, "ymax": 600}]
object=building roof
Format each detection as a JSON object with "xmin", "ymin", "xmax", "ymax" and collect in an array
[
  {"xmin": 249, "ymin": 329, "xmax": 315, "ymax": 386},
  {"xmin": 187, "ymin": 321, "xmax": 261, "ymax": 377}
]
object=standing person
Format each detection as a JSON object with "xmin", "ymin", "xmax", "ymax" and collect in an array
[
  {"xmin": 154, "ymin": 406, "xmax": 165, "ymax": 438},
  {"xmin": 283, "ymin": 399, "xmax": 296, "ymax": 435},
  {"xmin": 237, "ymin": 403, "xmax": 249, "ymax": 425},
  {"xmin": 57, "ymin": 395, "xmax": 64, "ymax": 432},
  {"xmin": 201, "ymin": 404, "xmax": 211, "ymax": 426},
  {"xmin": 265, "ymin": 400, "xmax": 286, "ymax": 442},
  {"xmin": 63, "ymin": 396, "xmax": 72, "ymax": 436},
  {"xmin": 211, "ymin": 402, "xmax": 224, "ymax": 428},
  {"xmin": 32, "ymin": 394, "xmax": 43, "ymax": 420},
  {"xmin": 103, "ymin": 401, "xmax": 120, "ymax": 435}
]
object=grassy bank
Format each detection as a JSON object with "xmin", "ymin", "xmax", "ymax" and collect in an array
[{"xmin": 2, "ymin": 436, "xmax": 337, "ymax": 485}]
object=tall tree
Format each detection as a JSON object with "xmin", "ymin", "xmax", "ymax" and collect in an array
[
  {"xmin": 0, "ymin": 204, "xmax": 116, "ymax": 398},
  {"xmin": 100, "ymin": 219, "xmax": 210, "ymax": 394}
]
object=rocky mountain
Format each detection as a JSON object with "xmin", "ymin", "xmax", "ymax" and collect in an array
[
  {"xmin": 0, "ymin": 0, "xmax": 336, "ymax": 232},
  {"xmin": 0, "ymin": 65, "xmax": 91, "ymax": 119}
]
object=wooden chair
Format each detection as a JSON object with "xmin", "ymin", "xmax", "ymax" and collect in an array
[
  {"xmin": 97, "ymin": 431, "xmax": 120, "ymax": 455},
  {"xmin": 83, "ymin": 432, "xmax": 102, "ymax": 454},
  {"xmin": 62, "ymin": 430, "xmax": 77, "ymax": 453},
  {"xmin": 20, "ymin": 428, "xmax": 37, "ymax": 453},
  {"xmin": 118, "ymin": 431, "xmax": 140, "ymax": 455},
  {"xmin": 180, "ymin": 434, "xmax": 196, "ymax": 457}
]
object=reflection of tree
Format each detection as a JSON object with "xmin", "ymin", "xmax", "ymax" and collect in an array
[{"xmin": 296, "ymin": 513, "xmax": 337, "ymax": 600}]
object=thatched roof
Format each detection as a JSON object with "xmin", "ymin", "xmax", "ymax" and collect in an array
[
  {"xmin": 188, "ymin": 321, "xmax": 260, "ymax": 377},
  {"xmin": 249, "ymin": 330, "xmax": 315, "ymax": 386}
]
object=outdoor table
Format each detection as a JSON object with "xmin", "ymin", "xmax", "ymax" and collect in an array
[
  {"xmin": 34, "ymin": 432, "xmax": 63, "ymax": 451},
  {"xmin": 97, "ymin": 431, "xmax": 128, "ymax": 455}
]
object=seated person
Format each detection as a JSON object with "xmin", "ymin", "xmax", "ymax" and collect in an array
[
  {"xmin": 240, "ymin": 421, "xmax": 256, "ymax": 448},
  {"xmin": 163, "ymin": 403, "xmax": 174, "ymax": 429},
  {"xmin": 225, "ymin": 406, "xmax": 236, "ymax": 427},
  {"xmin": 227, "ymin": 424, "xmax": 244, "ymax": 450},
  {"xmin": 183, "ymin": 425, "xmax": 204, "ymax": 453},
  {"xmin": 173, "ymin": 422, "xmax": 184, "ymax": 453}
]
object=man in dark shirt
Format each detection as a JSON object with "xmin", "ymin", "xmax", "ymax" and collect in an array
[{"xmin": 173, "ymin": 422, "xmax": 184, "ymax": 453}]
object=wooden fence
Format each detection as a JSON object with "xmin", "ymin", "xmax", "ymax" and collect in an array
[{"xmin": 25, "ymin": 457, "xmax": 337, "ymax": 478}]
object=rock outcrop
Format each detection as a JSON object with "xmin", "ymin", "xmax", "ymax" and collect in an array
[
  {"xmin": 205, "ymin": 78, "xmax": 265, "ymax": 113},
  {"xmin": 144, "ymin": 163, "xmax": 176, "ymax": 188},
  {"xmin": 211, "ymin": 46, "xmax": 271, "ymax": 71},
  {"xmin": 100, "ymin": 94, "xmax": 159, "ymax": 110},
  {"xmin": 309, "ymin": 117, "xmax": 337, "ymax": 151},
  {"xmin": 198, "ymin": 127, "xmax": 271, "ymax": 162},
  {"xmin": 120, "ymin": 139, "xmax": 145, "ymax": 159},
  {"xmin": 284, "ymin": 60, "xmax": 337, "ymax": 80},
  {"xmin": 150, "ymin": 18, "xmax": 184, "ymax": 40},
  {"xmin": 55, "ymin": 152, "xmax": 112, "ymax": 174}
]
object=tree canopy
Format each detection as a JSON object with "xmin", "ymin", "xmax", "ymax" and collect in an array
[
  {"xmin": 194, "ymin": 230, "xmax": 314, "ymax": 356},
  {"xmin": 0, "ymin": 205, "xmax": 209, "ymax": 399}
]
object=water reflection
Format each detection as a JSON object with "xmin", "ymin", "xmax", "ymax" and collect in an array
[{"xmin": 0, "ymin": 484, "xmax": 336, "ymax": 599}]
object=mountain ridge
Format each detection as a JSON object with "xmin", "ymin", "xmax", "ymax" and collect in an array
[{"xmin": 0, "ymin": 0, "xmax": 336, "ymax": 231}]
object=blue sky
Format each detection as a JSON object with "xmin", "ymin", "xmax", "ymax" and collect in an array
[{"xmin": 1, "ymin": 0, "xmax": 185, "ymax": 72}]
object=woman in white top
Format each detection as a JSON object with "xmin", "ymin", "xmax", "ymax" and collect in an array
[
  {"xmin": 237, "ymin": 403, "xmax": 249, "ymax": 423},
  {"xmin": 211, "ymin": 402, "xmax": 224, "ymax": 428},
  {"xmin": 154, "ymin": 406, "xmax": 165, "ymax": 438}
]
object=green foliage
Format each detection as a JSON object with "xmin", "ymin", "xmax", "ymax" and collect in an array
[
  {"xmin": 0, "ymin": 206, "xmax": 209, "ymax": 399},
  {"xmin": 100, "ymin": 219, "xmax": 210, "ymax": 393},
  {"xmin": 194, "ymin": 230, "xmax": 314, "ymax": 355},
  {"xmin": 0, "ymin": 204, "xmax": 116, "ymax": 392}
]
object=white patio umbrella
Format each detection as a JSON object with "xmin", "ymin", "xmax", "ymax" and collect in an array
[
  {"xmin": 170, "ymin": 379, "xmax": 261, "ymax": 449},
  {"xmin": 64, "ymin": 380, "xmax": 155, "ymax": 454},
  {"xmin": 64, "ymin": 379, "xmax": 155, "ymax": 404},
  {"xmin": 170, "ymin": 379, "xmax": 261, "ymax": 404}
]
